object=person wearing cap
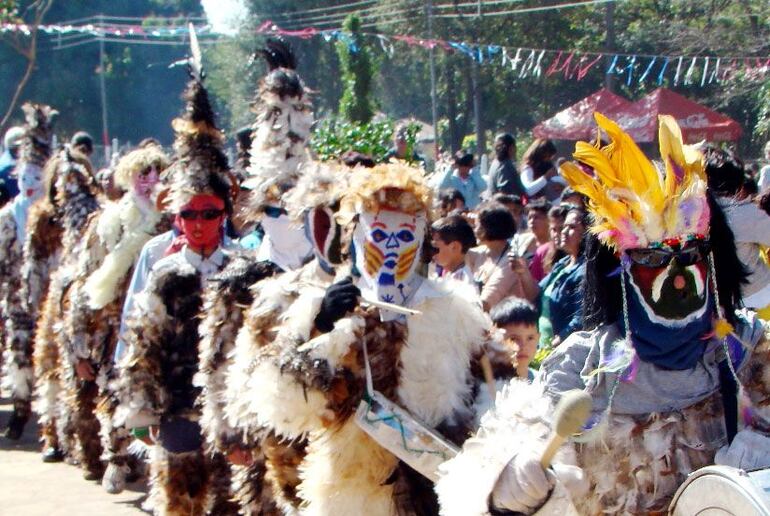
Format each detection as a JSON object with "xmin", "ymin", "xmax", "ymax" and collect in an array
[
  {"xmin": 0, "ymin": 125, "xmax": 25, "ymax": 203},
  {"xmin": 71, "ymin": 131, "xmax": 94, "ymax": 157}
]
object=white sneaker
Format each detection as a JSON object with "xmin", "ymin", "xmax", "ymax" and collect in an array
[{"xmin": 102, "ymin": 462, "xmax": 128, "ymax": 494}]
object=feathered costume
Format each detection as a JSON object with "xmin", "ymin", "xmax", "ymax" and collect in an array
[
  {"xmin": 194, "ymin": 38, "xmax": 315, "ymax": 515},
  {"xmin": 238, "ymin": 164, "xmax": 492, "ymax": 515},
  {"xmin": 220, "ymin": 162, "xmax": 350, "ymax": 515},
  {"xmin": 437, "ymin": 115, "xmax": 770, "ymax": 515},
  {"xmin": 113, "ymin": 37, "xmax": 239, "ymax": 515},
  {"xmin": 31, "ymin": 148, "xmax": 100, "ymax": 457},
  {"xmin": 61, "ymin": 146, "xmax": 169, "ymax": 481},
  {"xmin": 0, "ymin": 103, "xmax": 56, "ymax": 439}
]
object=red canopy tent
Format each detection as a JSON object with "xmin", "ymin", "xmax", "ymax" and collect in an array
[
  {"xmin": 533, "ymin": 88, "xmax": 632, "ymax": 141},
  {"xmin": 612, "ymin": 88, "xmax": 742, "ymax": 143}
]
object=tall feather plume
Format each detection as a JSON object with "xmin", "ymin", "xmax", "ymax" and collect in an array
[
  {"xmin": 242, "ymin": 37, "xmax": 313, "ymax": 220},
  {"xmin": 167, "ymin": 25, "xmax": 232, "ymax": 212},
  {"xmin": 19, "ymin": 102, "xmax": 58, "ymax": 169},
  {"xmin": 563, "ymin": 113, "xmax": 709, "ymax": 252}
]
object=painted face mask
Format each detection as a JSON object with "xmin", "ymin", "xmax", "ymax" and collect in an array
[
  {"xmin": 178, "ymin": 194, "xmax": 225, "ymax": 251},
  {"xmin": 352, "ymin": 209, "xmax": 425, "ymax": 305},
  {"xmin": 16, "ymin": 162, "xmax": 43, "ymax": 201},
  {"xmin": 622, "ymin": 237, "xmax": 714, "ymax": 370},
  {"xmin": 134, "ymin": 165, "xmax": 159, "ymax": 200}
]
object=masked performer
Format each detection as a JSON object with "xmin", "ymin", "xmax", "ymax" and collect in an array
[
  {"xmin": 436, "ymin": 114, "xmax": 769, "ymax": 515},
  {"xmin": 236, "ymin": 162, "xmax": 491, "ymax": 515},
  {"xmin": 62, "ymin": 145, "xmax": 169, "ymax": 487},
  {"xmin": 113, "ymin": 47, "xmax": 240, "ymax": 515},
  {"xmin": 0, "ymin": 103, "xmax": 56, "ymax": 440},
  {"xmin": 28, "ymin": 146, "xmax": 100, "ymax": 463},
  {"xmin": 219, "ymin": 161, "xmax": 351, "ymax": 514},
  {"xmin": 194, "ymin": 37, "xmax": 314, "ymax": 514}
]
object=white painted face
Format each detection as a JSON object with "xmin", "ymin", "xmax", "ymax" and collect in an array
[
  {"xmin": 352, "ymin": 208, "xmax": 425, "ymax": 305},
  {"xmin": 16, "ymin": 162, "xmax": 43, "ymax": 201}
]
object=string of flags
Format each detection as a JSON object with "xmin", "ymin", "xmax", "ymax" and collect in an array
[{"xmin": 1, "ymin": 19, "xmax": 767, "ymax": 86}]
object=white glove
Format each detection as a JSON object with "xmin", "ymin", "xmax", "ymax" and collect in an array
[{"xmin": 491, "ymin": 452, "xmax": 553, "ymax": 514}]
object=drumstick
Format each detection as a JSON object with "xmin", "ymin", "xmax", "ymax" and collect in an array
[
  {"xmin": 359, "ymin": 296, "xmax": 422, "ymax": 316},
  {"xmin": 540, "ymin": 389, "xmax": 592, "ymax": 469}
]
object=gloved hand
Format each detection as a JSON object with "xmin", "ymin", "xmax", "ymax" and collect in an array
[
  {"xmin": 314, "ymin": 277, "xmax": 361, "ymax": 333},
  {"xmin": 491, "ymin": 452, "xmax": 588, "ymax": 514},
  {"xmin": 491, "ymin": 452, "xmax": 553, "ymax": 514}
]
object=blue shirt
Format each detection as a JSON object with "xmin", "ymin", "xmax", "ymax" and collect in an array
[
  {"xmin": 538, "ymin": 255, "xmax": 585, "ymax": 342},
  {"xmin": 435, "ymin": 166, "xmax": 487, "ymax": 209},
  {"xmin": 0, "ymin": 150, "xmax": 19, "ymax": 199}
]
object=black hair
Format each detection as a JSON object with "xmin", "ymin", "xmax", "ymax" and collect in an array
[
  {"xmin": 477, "ymin": 202, "xmax": 516, "ymax": 241},
  {"xmin": 438, "ymin": 188, "xmax": 466, "ymax": 213},
  {"xmin": 494, "ymin": 133, "xmax": 515, "ymax": 161},
  {"xmin": 758, "ymin": 189, "xmax": 770, "ymax": 216},
  {"xmin": 548, "ymin": 204, "xmax": 568, "ymax": 220},
  {"xmin": 432, "ymin": 215, "xmax": 477, "ymax": 253},
  {"xmin": 492, "ymin": 193, "xmax": 522, "ymax": 207},
  {"xmin": 453, "ymin": 150, "xmax": 474, "ymax": 168},
  {"xmin": 559, "ymin": 186, "xmax": 586, "ymax": 205},
  {"xmin": 703, "ymin": 146, "xmax": 745, "ymax": 197},
  {"xmin": 522, "ymin": 138, "xmax": 557, "ymax": 167},
  {"xmin": 490, "ymin": 297, "xmax": 539, "ymax": 327},
  {"xmin": 341, "ymin": 150, "xmax": 376, "ymax": 168},
  {"xmin": 138, "ymin": 137, "xmax": 161, "ymax": 149},
  {"xmin": 582, "ymin": 191, "xmax": 749, "ymax": 330},
  {"xmin": 526, "ymin": 198, "xmax": 551, "ymax": 214}
]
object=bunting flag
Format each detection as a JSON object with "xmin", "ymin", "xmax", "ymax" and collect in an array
[{"xmin": 1, "ymin": 18, "xmax": 768, "ymax": 86}]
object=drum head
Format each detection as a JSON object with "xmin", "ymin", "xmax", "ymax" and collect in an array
[{"xmin": 669, "ymin": 466, "xmax": 770, "ymax": 516}]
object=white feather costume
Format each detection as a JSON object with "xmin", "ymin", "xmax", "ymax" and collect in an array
[
  {"xmin": 62, "ymin": 146, "xmax": 168, "ymax": 478},
  {"xmin": 437, "ymin": 314, "xmax": 770, "ymax": 515}
]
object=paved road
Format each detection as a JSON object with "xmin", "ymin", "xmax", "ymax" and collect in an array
[{"xmin": 0, "ymin": 397, "xmax": 148, "ymax": 515}]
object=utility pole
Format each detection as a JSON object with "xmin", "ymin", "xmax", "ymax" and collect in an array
[
  {"xmin": 604, "ymin": 2, "xmax": 616, "ymax": 91},
  {"xmin": 472, "ymin": 0, "xmax": 484, "ymax": 157},
  {"xmin": 98, "ymin": 14, "xmax": 110, "ymax": 164},
  {"xmin": 426, "ymin": 0, "xmax": 439, "ymax": 160}
]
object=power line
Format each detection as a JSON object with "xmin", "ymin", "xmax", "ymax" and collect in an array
[
  {"xmin": 432, "ymin": 0, "xmax": 623, "ymax": 19},
  {"xmin": 279, "ymin": 6, "xmax": 422, "ymax": 30},
  {"xmin": 267, "ymin": 0, "xmax": 376, "ymax": 19}
]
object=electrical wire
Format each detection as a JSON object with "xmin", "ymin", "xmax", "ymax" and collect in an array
[
  {"xmin": 278, "ymin": 5, "xmax": 422, "ymax": 29},
  {"xmin": 432, "ymin": 0, "xmax": 623, "ymax": 19},
  {"xmin": 267, "ymin": 0, "xmax": 376, "ymax": 19}
]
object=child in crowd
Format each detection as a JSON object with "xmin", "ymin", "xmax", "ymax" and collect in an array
[
  {"xmin": 430, "ymin": 214, "xmax": 477, "ymax": 289},
  {"xmin": 489, "ymin": 297, "xmax": 539, "ymax": 382},
  {"xmin": 438, "ymin": 188, "xmax": 467, "ymax": 217}
]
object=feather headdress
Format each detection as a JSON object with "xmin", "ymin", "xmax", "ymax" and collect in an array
[
  {"xmin": 19, "ymin": 102, "xmax": 57, "ymax": 169},
  {"xmin": 241, "ymin": 38, "xmax": 314, "ymax": 215},
  {"xmin": 166, "ymin": 26, "xmax": 234, "ymax": 212},
  {"xmin": 337, "ymin": 162, "xmax": 433, "ymax": 225},
  {"xmin": 283, "ymin": 161, "xmax": 349, "ymax": 222},
  {"xmin": 561, "ymin": 113, "xmax": 709, "ymax": 251}
]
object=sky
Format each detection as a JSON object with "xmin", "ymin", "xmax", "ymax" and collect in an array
[{"xmin": 200, "ymin": 0, "xmax": 248, "ymax": 35}]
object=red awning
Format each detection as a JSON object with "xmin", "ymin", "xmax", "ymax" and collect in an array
[
  {"xmin": 533, "ymin": 88, "xmax": 633, "ymax": 141},
  {"xmin": 611, "ymin": 88, "xmax": 742, "ymax": 143}
]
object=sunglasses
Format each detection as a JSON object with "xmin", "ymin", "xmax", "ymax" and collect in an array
[
  {"xmin": 179, "ymin": 209, "xmax": 224, "ymax": 221},
  {"xmin": 626, "ymin": 240, "xmax": 711, "ymax": 268}
]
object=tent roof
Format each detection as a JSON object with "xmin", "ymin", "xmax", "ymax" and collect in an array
[
  {"xmin": 614, "ymin": 88, "xmax": 742, "ymax": 143},
  {"xmin": 533, "ymin": 88, "xmax": 632, "ymax": 141}
]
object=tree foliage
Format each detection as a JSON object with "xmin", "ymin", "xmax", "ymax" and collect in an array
[{"xmin": 336, "ymin": 14, "xmax": 376, "ymax": 124}]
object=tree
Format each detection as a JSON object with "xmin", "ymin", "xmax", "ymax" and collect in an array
[
  {"xmin": 336, "ymin": 14, "xmax": 375, "ymax": 124},
  {"xmin": 0, "ymin": 0, "xmax": 54, "ymax": 131}
]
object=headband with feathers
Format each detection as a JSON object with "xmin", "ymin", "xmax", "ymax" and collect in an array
[{"xmin": 19, "ymin": 102, "xmax": 57, "ymax": 169}]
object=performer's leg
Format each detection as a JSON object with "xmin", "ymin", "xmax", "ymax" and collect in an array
[
  {"xmin": 263, "ymin": 433, "xmax": 306, "ymax": 514},
  {"xmin": 150, "ymin": 447, "xmax": 209, "ymax": 516},
  {"xmin": 206, "ymin": 452, "xmax": 240, "ymax": 515},
  {"xmin": 71, "ymin": 379, "xmax": 103, "ymax": 479},
  {"xmin": 2, "ymin": 316, "xmax": 35, "ymax": 440},
  {"xmin": 231, "ymin": 455, "xmax": 280, "ymax": 515}
]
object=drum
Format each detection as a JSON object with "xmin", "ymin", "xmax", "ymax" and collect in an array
[{"xmin": 669, "ymin": 465, "xmax": 770, "ymax": 515}]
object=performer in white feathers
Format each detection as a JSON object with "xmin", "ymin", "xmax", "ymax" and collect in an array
[
  {"xmin": 114, "ymin": 37, "xmax": 241, "ymax": 515},
  {"xmin": 0, "ymin": 102, "xmax": 56, "ymax": 441},
  {"xmin": 194, "ymin": 37, "xmax": 316, "ymax": 514},
  {"xmin": 30, "ymin": 146, "xmax": 101, "ymax": 463},
  {"xmin": 220, "ymin": 161, "xmax": 352, "ymax": 515},
  {"xmin": 238, "ymin": 162, "xmax": 493, "ymax": 515},
  {"xmin": 62, "ymin": 145, "xmax": 170, "ymax": 489},
  {"xmin": 436, "ymin": 114, "xmax": 770, "ymax": 515}
]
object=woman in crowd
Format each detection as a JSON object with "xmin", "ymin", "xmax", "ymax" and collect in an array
[
  {"xmin": 520, "ymin": 137, "xmax": 562, "ymax": 200},
  {"xmin": 529, "ymin": 203, "xmax": 567, "ymax": 281}
]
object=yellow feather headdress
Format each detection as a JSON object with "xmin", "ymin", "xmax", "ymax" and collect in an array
[{"xmin": 561, "ymin": 113, "xmax": 709, "ymax": 252}]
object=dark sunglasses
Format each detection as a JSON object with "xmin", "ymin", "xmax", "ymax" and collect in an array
[
  {"xmin": 263, "ymin": 206, "xmax": 287, "ymax": 218},
  {"xmin": 626, "ymin": 240, "xmax": 711, "ymax": 268},
  {"xmin": 179, "ymin": 209, "xmax": 224, "ymax": 221}
]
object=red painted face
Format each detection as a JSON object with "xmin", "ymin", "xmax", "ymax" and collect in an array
[{"xmin": 178, "ymin": 194, "xmax": 226, "ymax": 250}]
